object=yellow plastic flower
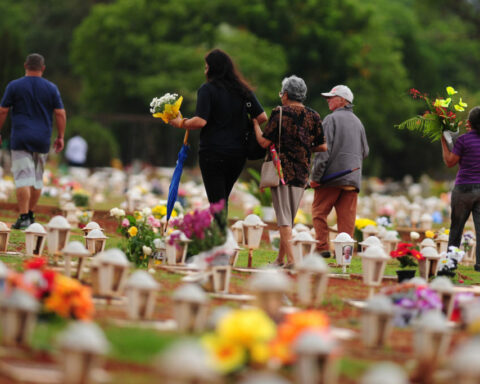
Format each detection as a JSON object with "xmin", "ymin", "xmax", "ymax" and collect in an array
[
  {"xmin": 153, "ymin": 96, "xmax": 183, "ymax": 123},
  {"xmin": 44, "ymin": 274, "xmax": 94, "ymax": 320},
  {"xmin": 294, "ymin": 209, "xmax": 308, "ymax": 224},
  {"xmin": 434, "ymin": 98, "xmax": 451, "ymax": 108},
  {"xmin": 217, "ymin": 308, "xmax": 276, "ymax": 348},
  {"xmin": 249, "ymin": 343, "xmax": 270, "ymax": 364},
  {"xmin": 425, "ymin": 230, "xmax": 435, "ymax": 239},
  {"xmin": 446, "ymin": 86, "xmax": 458, "ymax": 95},
  {"xmin": 454, "ymin": 98, "xmax": 468, "ymax": 111},
  {"xmin": 444, "ymin": 229, "xmax": 450, "ymax": 235},
  {"xmin": 202, "ymin": 334, "xmax": 246, "ymax": 374},
  {"xmin": 355, "ymin": 218, "xmax": 377, "ymax": 230},
  {"xmin": 128, "ymin": 226, "xmax": 138, "ymax": 237},
  {"xmin": 134, "ymin": 211, "xmax": 143, "ymax": 221},
  {"xmin": 152, "ymin": 205, "xmax": 167, "ymax": 219}
]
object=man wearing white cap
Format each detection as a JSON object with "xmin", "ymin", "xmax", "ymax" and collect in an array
[{"xmin": 310, "ymin": 85, "xmax": 369, "ymax": 258}]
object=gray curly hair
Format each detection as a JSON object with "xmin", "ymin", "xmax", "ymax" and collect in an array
[{"xmin": 280, "ymin": 75, "xmax": 307, "ymax": 102}]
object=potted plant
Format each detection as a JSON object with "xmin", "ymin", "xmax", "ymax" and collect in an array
[
  {"xmin": 72, "ymin": 189, "xmax": 90, "ymax": 208},
  {"xmin": 390, "ymin": 242, "xmax": 424, "ymax": 282}
]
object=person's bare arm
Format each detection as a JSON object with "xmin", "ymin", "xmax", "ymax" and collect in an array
[
  {"xmin": 0, "ymin": 107, "xmax": 9, "ymax": 146},
  {"xmin": 441, "ymin": 136, "xmax": 460, "ymax": 167},
  {"xmin": 169, "ymin": 116, "xmax": 206, "ymax": 130},
  {"xmin": 53, "ymin": 108, "xmax": 66, "ymax": 153},
  {"xmin": 253, "ymin": 119, "xmax": 272, "ymax": 149},
  {"xmin": 312, "ymin": 143, "xmax": 327, "ymax": 152},
  {"xmin": 255, "ymin": 112, "xmax": 268, "ymax": 125}
]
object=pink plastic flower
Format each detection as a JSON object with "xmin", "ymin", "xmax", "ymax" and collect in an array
[
  {"xmin": 121, "ymin": 218, "xmax": 130, "ymax": 227},
  {"xmin": 147, "ymin": 215, "xmax": 161, "ymax": 228}
]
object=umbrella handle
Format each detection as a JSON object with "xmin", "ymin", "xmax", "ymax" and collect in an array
[{"xmin": 183, "ymin": 129, "xmax": 190, "ymax": 145}]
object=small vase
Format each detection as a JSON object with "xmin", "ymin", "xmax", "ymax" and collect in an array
[{"xmin": 396, "ymin": 269, "xmax": 416, "ymax": 283}]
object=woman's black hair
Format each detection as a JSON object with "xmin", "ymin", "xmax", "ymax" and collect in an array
[
  {"xmin": 468, "ymin": 106, "xmax": 480, "ymax": 133},
  {"xmin": 205, "ymin": 49, "xmax": 252, "ymax": 97}
]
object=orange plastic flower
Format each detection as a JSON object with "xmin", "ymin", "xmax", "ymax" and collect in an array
[
  {"xmin": 270, "ymin": 310, "xmax": 329, "ymax": 364},
  {"xmin": 44, "ymin": 274, "xmax": 94, "ymax": 320}
]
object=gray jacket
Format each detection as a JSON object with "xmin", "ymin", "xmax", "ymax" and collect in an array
[{"xmin": 311, "ymin": 105, "xmax": 369, "ymax": 191}]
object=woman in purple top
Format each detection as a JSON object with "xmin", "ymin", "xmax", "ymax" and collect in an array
[{"xmin": 441, "ymin": 106, "xmax": 480, "ymax": 271}]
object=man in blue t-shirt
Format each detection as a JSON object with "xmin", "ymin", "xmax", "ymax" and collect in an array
[{"xmin": 0, "ymin": 53, "xmax": 66, "ymax": 229}]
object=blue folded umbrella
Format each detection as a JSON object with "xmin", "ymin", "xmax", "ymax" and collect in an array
[
  {"xmin": 320, "ymin": 167, "xmax": 360, "ymax": 183},
  {"xmin": 165, "ymin": 131, "xmax": 190, "ymax": 231}
]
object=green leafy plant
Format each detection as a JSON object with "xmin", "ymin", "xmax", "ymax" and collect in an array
[
  {"xmin": 395, "ymin": 87, "xmax": 468, "ymax": 142},
  {"xmin": 245, "ymin": 168, "xmax": 272, "ymax": 207},
  {"xmin": 72, "ymin": 190, "xmax": 89, "ymax": 207},
  {"xmin": 112, "ymin": 209, "xmax": 162, "ymax": 267}
]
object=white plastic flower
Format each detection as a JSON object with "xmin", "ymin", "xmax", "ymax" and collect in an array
[
  {"xmin": 142, "ymin": 246, "xmax": 152, "ymax": 256},
  {"xmin": 410, "ymin": 231, "xmax": 420, "ymax": 240},
  {"xmin": 142, "ymin": 207, "xmax": 152, "ymax": 217},
  {"xmin": 109, "ymin": 207, "xmax": 126, "ymax": 218}
]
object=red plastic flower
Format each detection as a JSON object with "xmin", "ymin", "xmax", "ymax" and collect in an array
[{"xmin": 24, "ymin": 257, "xmax": 47, "ymax": 270}]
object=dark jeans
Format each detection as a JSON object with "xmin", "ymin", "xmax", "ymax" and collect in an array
[
  {"xmin": 448, "ymin": 183, "xmax": 480, "ymax": 265},
  {"xmin": 199, "ymin": 151, "xmax": 246, "ymax": 212}
]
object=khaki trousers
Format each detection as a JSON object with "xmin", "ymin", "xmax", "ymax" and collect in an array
[{"xmin": 312, "ymin": 187, "xmax": 358, "ymax": 251}]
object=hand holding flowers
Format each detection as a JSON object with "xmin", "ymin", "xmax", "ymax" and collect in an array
[
  {"xmin": 150, "ymin": 93, "xmax": 183, "ymax": 124},
  {"xmin": 396, "ymin": 86, "xmax": 468, "ymax": 142}
]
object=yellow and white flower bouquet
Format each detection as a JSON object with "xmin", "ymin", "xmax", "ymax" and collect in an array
[{"xmin": 150, "ymin": 93, "xmax": 183, "ymax": 123}]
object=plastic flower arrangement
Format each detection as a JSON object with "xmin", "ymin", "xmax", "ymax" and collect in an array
[
  {"xmin": 111, "ymin": 207, "xmax": 162, "ymax": 267},
  {"xmin": 150, "ymin": 93, "xmax": 183, "ymax": 123},
  {"xmin": 355, "ymin": 218, "xmax": 377, "ymax": 230},
  {"xmin": 438, "ymin": 246, "xmax": 465, "ymax": 278},
  {"xmin": 381, "ymin": 282, "xmax": 442, "ymax": 327},
  {"xmin": 390, "ymin": 242, "xmax": 424, "ymax": 269},
  {"xmin": 72, "ymin": 189, "xmax": 90, "ymax": 207},
  {"xmin": 270, "ymin": 310, "xmax": 330, "ymax": 364},
  {"xmin": 376, "ymin": 216, "xmax": 392, "ymax": 229},
  {"xmin": 461, "ymin": 231, "xmax": 475, "ymax": 253},
  {"xmin": 76, "ymin": 210, "xmax": 93, "ymax": 227},
  {"xmin": 7, "ymin": 257, "xmax": 94, "ymax": 320},
  {"xmin": 202, "ymin": 308, "xmax": 276, "ymax": 374},
  {"xmin": 354, "ymin": 218, "xmax": 377, "ymax": 243},
  {"xmin": 396, "ymin": 86, "xmax": 468, "ymax": 142},
  {"xmin": 170, "ymin": 200, "xmax": 227, "ymax": 259}
]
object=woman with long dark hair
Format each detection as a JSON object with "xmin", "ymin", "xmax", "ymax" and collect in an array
[{"xmin": 170, "ymin": 49, "xmax": 267, "ymax": 210}]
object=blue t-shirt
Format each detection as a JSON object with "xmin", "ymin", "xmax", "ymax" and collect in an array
[{"xmin": 1, "ymin": 76, "xmax": 64, "ymax": 153}]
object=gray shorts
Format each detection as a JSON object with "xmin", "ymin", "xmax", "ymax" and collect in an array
[
  {"xmin": 271, "ymin": 184, "xmax": 305, "ymax": 226},
  {"xmin": 11, "ymin": 150, "xmax": 46, "ymax": 189}
]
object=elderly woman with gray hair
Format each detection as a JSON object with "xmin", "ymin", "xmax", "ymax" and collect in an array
[{"xmin": 253, "ymin": 75, "xmax": 327, "ymax": 268}]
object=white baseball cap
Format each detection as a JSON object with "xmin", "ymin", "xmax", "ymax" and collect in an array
[{"xmin": 321, "ymin": 85, "xmax": 354, "ymax": 103}]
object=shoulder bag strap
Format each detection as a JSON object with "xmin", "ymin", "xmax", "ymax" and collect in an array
[
  {"xmin": 278, "ymin": 106, "xmax": 282, "ymax": 154},
  {"xmin": 264, "ymin": 106, "xmax": 282, "ymax": 161}
]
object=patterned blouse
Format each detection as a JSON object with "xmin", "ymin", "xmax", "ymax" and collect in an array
[{"xmin": 262, "ymin": 105, "xmax": 325, "ymax": 188}]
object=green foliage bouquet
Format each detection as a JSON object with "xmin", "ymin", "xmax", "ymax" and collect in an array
[{"xmin": 396, "ymin": 86, "xmax": 468, "ymax": 142}]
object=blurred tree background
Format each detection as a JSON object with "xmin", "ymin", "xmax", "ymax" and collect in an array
[{"xmin": 1, "ymin": 0, "xmax": 480, "ymax": 179}]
